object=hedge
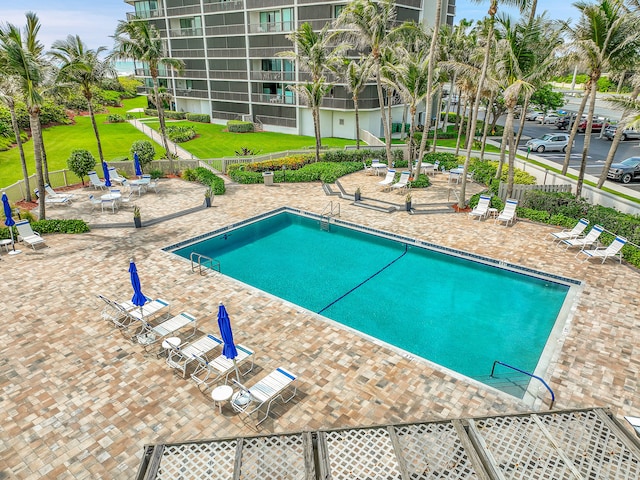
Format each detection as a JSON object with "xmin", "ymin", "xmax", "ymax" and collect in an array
[
  {"xmin": 186, "ymin": 113, "xmax": 210, "ymax": 123},
  {"xmin": 227, "ymin": 120, "xmax": 254, "ymax": 133},
  {"xmin": 229, "ymin": 161, "xmax": 362, "ymax": 184},
  {"xmin": 164, "ymin": 110, "xmax": 187, "ymax": 120},
  {"xmin": 0, "ymin": 219, "xmax": 90, "ymax": 240},
  {"xmin": 182, "ymin": 167, "xmax": 226, "ymax": 195}
]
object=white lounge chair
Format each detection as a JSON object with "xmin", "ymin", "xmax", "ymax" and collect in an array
[
  {"xmin": 561, "ymin": 225, "xmax": 604, "ymax": 250},
  {"xmin": 468, "ymin": 195, "xmax": 491, "ymax": 220},
  {"xmin": 231, "ymin": 367, "xmax": 297, "ymax": 425},
  {"xmin": 45, "ymin": 184, "xmax": 74, "ymax": 199},
  {"xmin": 190, "ymin": 344, "xmax": 255, "ymax": 389},
  {"xmin": 96, "ymin": 294, "xmax": 152, "ymax": 329},
  {"xmin": 549, "ymin": 218, "xmax": 589, "ymax": 243},
  {"xmin": 15, "ymin": 220, "xmax": 46, "ymax": 250},
  {"xmin": 378, "ymin": 170, "xmax": 396, "ymax": 191},
  {"xmin": 363, "ymin": 161, "xmax": 372, "ymax": 175},
  {"xmin": 134, "ymin": 311, "xmax": 197, "ymax": 348},
  {"xmin": 391, "ymin": 171, "xmax": 411, "ymax": 193},
  {"xmin": 88, "ymin": 171, "xmax": 106, "ymax": 190},
  {"xmin": 34, "ymin": 188, "xmax": 72, "ymax": 206},
  {"xmin": 108, "ymin": 167, "xmax": 127, "ymax": 185},
  {"xmin": 126, "ymin": 297, "xmax": 171, "ymax": 323},
  {"xmin": 166, "ymin": 333, "xmax": 223, "ymax": 377},
  {"xmin": 495, "ymin": 199, "xmax": 518, "ymax": 226},
  {"xmin": 576, "ymin": 235, "xmax": 626, "ymax": 263}
]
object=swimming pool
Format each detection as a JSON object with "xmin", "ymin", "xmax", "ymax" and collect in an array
[{"xmin": 166, "ymin": 208, "xmax": 579, "ymax": 399}]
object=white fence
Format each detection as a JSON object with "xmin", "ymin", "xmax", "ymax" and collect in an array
[{"xmin": 498, "ymin": 183, "xmax": 572, "ymax": 203}]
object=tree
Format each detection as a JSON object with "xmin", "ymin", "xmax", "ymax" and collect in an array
[
  {"xmin": 529, "ymin": 84, "xmax": 565, "ymax": 115},
  {"xmin": 333, "ymin": 56, "xmax": 372, "ymax": 149},
  {"xmin": 50, "ymin": 35, "xmax": 116, "ymax": 165},
  {"xmin": 112, "ymin": 19, "xmax": 184, "ymax": 172},
  {"xmin": 130, "ymin": 139, "xmax": 155, "ymax": 172},
  {"xmin": 67, "ymin": 149, "xmax": 96, "ymax": 185},
  {"xmin": 336, "ymin": 0, "xmax": 397, "ymax": 164},
  {"xmin": 0, "ymin": 12, "xmax": 48, "ymax": 219}
]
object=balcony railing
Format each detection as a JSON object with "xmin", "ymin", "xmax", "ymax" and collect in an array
[
  {"xmin": 205, "ymin": 24, "xmax": 246, "ymax": 36},
  {"xmin": 252, "ymin": 93, "xmax": 296, "ymax": 104},
  {"xmin": 248, "ymin": 21, "xmax": 294, "ymax": 34},
  {"xmin": 169, "ymin": 49, "xmax": 206, "ymax": 58},
  {"xmin": 248, "ymin": 47, "xmax": 289, "ymax": 58},
  {"xmin": 209, "ymin": 70, "xmax": 248, "ymax": 80},
  {"xmin": 207, "ymin": 48, "xmax": 246, "ymax": 58},
  {"xmin": 165, "ymin": 5, "xmax": 201, "ymax": 16},
  {"xmin": 250, "ymin": 71, "xmax": 295, "ymax": 81},
  {"xmin": 179, "ymin": 69, "xmax": 209, "ymax": 79},
  {"xmin": 210, "ymin": 91, "xmax": 249, "ymax": 102},
  {"xmin": 202, "ymin": 0, "xmax": 243, "ymax": 13},
  {"xmin": 255, "ymin": 114, "xmax": 296, "ymax": 128},
  {"xmin": 169, "ymin": 27, "xmax": 204, "ymax": 38},
  {"xmin": 174, "ymin": 89, "xmax": 210, "ymax": 99},
  {"xmin": 126, "ymin": 10, "xmax": 161, "ymax": 21}
]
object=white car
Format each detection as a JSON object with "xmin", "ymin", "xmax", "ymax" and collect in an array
[
  {"xmin": 526, "ymin": 133, "xmax": 572, "ymax": 153},
  {"xmin": 525, "ymin": 111, "xmax": 545, "ymax": 121},
  {"xmin": 535, "ymin": 113, "xmax": 560, "ymax": 124}
]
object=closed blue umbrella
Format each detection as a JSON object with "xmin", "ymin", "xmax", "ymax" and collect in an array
[
  {"xmin": 2, "ymin": 192, "xmax": 20, "ymax": 255},
  {"xmin": 129, "ymin": 260, "xmax": 147, "ymax": 317},
  {"xmin": 102, "ymin": 161, "xmax": 112, "ymax": 187},
  {"xmin": 133, "ymin": 152, "xmax": 142, "ymax": 176},
  {"xmin": 217, "ymin": 302, "xmax": 240, "ymax": 381}
]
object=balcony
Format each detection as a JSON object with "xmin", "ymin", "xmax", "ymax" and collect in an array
[
  {"xmin": 248, "ymin": 47, "xmax": 289, "ymax": 58},
  {"xmin": 205, "ymin": 24, "xmax": 246, "ymax": 36},
  {"xmin": 250, "ymin": 71, "xmax": 295, "ymax": 82},
  {"xmin": 126, "ymin": 10, "xmax": 161, "ymax": 21},
  {"xmin": 174, "ymin": 89, "xmax": 210, "ymax": 99},
  {"xmin": 202, "ymin": 0, "xmax": 243, "ymax": 13},
  {"xmin": 207, "ymin": 48, "xmax": 246, "ymax": 58},
  {"xmin": 168, "ymin": 27, "xmax": 204, "ymax": 38},
  {"xmin": 252, "ymin": 93, "xmax": 296, "ymax": 105},
  {"xmin": 178, "ymin": 69, "xmax": 209, "ymax": 79},
  {"xmin": 209, "ymin": 70, "xmax": 248, "ymax": 80},
  {"xmin": 248, "ymin": 21, "xmax": 294, "ymax": 34},
  {"xmin": 169, "ymin": 48, "xmax": 207, "ymax": 58},
  {"xmin": 210, "ymin": 91, "xmax": 249, "ymax": 102},
  {"xmin": 165, "ymin": 5, "xmax": 201, "ymax": 16}
]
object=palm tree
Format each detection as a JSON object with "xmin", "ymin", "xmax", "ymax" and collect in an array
[
  {"xmin": 50, "ymin": 35, "xmax": 116, "ymax": 164},
  {"xmin": 332, "ymin": 56, "xmax": 372, "ymax": 149},
  {"xmin": 280, "ymin": 22, "xmax": 345, "ymax": 162},
  {"xmin": 0, "ymin": 12, "xmax": 47, "ymax": 219},
  {"xmin": 561, "ymin": 0, "xmax": 640, "ymax": 196},
  {"xmin": 0, "ymin": 75, "xmax": 32, "ymax": 202},
  {"xmin": 112, "ymin": 19, "xmax": 184, "ymax": 172},
  {"xmin": 336, "ymin": 0, "xmax": 397, "ymax": 164}
]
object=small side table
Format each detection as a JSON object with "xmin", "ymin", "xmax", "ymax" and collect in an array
[
  {"xmin": 0, "ymin": 239, "xmax": 12, "ymax": 253},
  {"xmin": 211, "ymin": 385, "xmax": 234, "ymax": 414},
  {"xmin": 160, "ymin": 336, "xmax": 181, "ymax": 358},
  {"xmin": 487, "ymin": 208, "xmax": 498, "ymax": 219}
]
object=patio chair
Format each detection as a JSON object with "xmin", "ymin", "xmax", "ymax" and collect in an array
[
  {"xmin": 230, "ymin": 367, "xmax": 297, "ymax": 425},
  {"xmin": 45, "ymin": 184, "xmax": 74, "ymax": 199},
  {"xmin": 15, "ymin": 220, "xmax": 46, "ymax": 250},
  {"xmin": 561, "ymin": 225, "xmax": 604, "ymax": 250},
  {"xmin": 108, "ymin": 167, "xmax": 127, "ymax": 185},
  {"xmin": 146, "ymin": 179, "xmax": 159, "ymax": 193},
  {"xmin": 363, "ymin": 161, "xmax": 372, "ymax": 175},
  {"xmin": 495, "ymin": 199, "xmax": 518, "ymax": 226},
  {"xmin": 576, "ymin": 235, "xmax": 626, "ymax": 264},
  {"xmin": 88, "ymin": 194, "xmax": 103, "ymax": 211},
  {"xmin": 96, "ymin": 294, "xmax": 150, "ymax": 329},
  {"xmin": 468, "ymin": 195, "xmax": 491, "ymax": 220},
  {"xmin": 166, "ymin": 333, "xmax": 223, "ymax": 377},
  {"xmin": 378, "ymin": 170, "xmax": 396, "ymax": 191},
  {"xmin": 548, "ymin": 218, "xmax": 589, "ymax": 244},
  {"xmin": 190, "ymin": 344, "xmax": 255, "ymax": 389},
  {"xmin": 88, "ymin": 171, "xmax": 106, "ymax": 190},
  {"xmin": 391, "ymin": 171, "xmax": 411, "ymax": 193},
  {"xmin": 34, "ymin": 189, "xmax": 72, "ymax": 206},
  {"xmin": 125, "ymin": 297, "xmax": 171, "ymax": 323},
  {"xmin": 134, "ymin": 311, "xmax": 198, "ymax": 349}
]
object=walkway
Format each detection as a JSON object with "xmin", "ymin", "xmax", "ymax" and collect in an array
[{"xmin": 128, "ymin": 118, "xmax": 197, "ymax": 160}]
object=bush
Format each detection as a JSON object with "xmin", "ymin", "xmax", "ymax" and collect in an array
[
  {"xmin": 67, "ymin": 149, "xmax": 97, "ymax": 185},
  {"xmin": 184, "ymin": 167, "xmax": 226, "ymax": 195},
  {"xmin": 229, "ymin": 161, "xmax": 361, "ymax": 184},
  {"xmin": 186, "ymin": 113, "xmax": 210, "ymax": 123},
  {"xmin": 30, "ymin": 219, "xmax": 90, "ymax": 235},
  {"xmin": 94, "ymin": 90, "xmax": 122, "ymax": 107},
  {"xmin": 130, "ymin": 140, "xmax": 155, "ymax": 171},
  {"xmin": 227, "ymin": 120, "xmax": 254, "ymax": 133},
  {"xmin": 164, "ymin": 110, "xmax": 186, "ymax": 120},
  {"xmin": 409, "ymin": 173, "xmax": 430, "ymax": 189},
  {"xmin": 107, "ymin": 114, "xmax": 125, "ymax": 123},
  {"xmin": 117, "ymin": 76, "xmax": 142, "ymax": 98},
  {"xmin": 149, "ymin": 169, "xmax": 164, "ymax": 179},
  {"xmin": 144, "ymin": 108, "xmax": 158, "ymax": 117},
  {"xmin": 166, "ymin": 125, "xmax": 196, "ymax": 143}
]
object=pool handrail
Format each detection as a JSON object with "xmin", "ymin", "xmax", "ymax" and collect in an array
[{"xmin": 490, "ymin": 360, "xmax": 555, "ymax": 409}]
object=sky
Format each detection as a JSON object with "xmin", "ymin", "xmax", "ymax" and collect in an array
[{"xmin": 1, "ymin": 0, "xmax": 576, "ymax": 52}]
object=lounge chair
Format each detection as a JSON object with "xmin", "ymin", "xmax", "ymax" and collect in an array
[
  {"xmin": 166, "ymin": 333, "xmax": 223, "ymax": 377},
  {"xmin": 88, "ymin": 171, "xmax": 106, "ymax": 189},
  {"xmin": 362, "ymin": 161, "xmax": 372, "ymax": 175},
  {"xmin": 125, "ymin": 297, "xmax": 171, "ymax": 323},
  {"xmin": 97, "ymin": 294, "xmax": 152, "ymax": 329},
  {"xmin": 495, "ymin": 199, "xmax": 518, "ymax": 226},
  {"xmin": 108, "ymin": 167, "xmax": 127, "ymax": 185},
  {"xmin": 15, "ymin": 220, "xmax": 46, "ymax": 250},
  {"xmin": 468, "ymin": 195, "xmax": 491, "ymax": 220},
  {"xmin": 230, "ymin": 367, "xmax": 297, "ymax": 425},
  {"xmin": 44, "ymin": 183, "xmax": 74, "ymax": 199},
  {"xmin": 549, "ymin": 218, "xmax": 589, "ymax": 243},
  {"xmin": 134, "ymin": 311, "xmax": 197, "ymax": 348},
  {"xmin": 576, "ymin": 235, "xmax": 626, "ymax": 263},
  {"xmin": 34, "ymin": 188, "xmax": 72, "ymax": 206},
  {"xmin": 190, "ymin": 344, "xmax": 255, "ymax": 389},
  {"xmin": 561, "ymin": 225, "xmax": 603, "ymax": 250},
  {"xmin": 88, "ymin": 194, "xmax": 104, "ymax": 211},
  {"xmin": 378, "ymin": 170, "xmax": 396, "ymax": 191},
  {"xmin": 391, "ymin": 171, "xmax": 411, "ymax": 193}
]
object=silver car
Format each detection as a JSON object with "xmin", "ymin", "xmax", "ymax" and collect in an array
[{"xmin": 526, "ymin": 133, "xmax": 571, "ymax": 153}]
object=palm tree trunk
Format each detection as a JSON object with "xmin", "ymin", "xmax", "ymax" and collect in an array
[
  {"xmin": 87, "ymin": 99, "xmax": 105, "ymax": 163},
  {"xmin": 408, "ymin": 103, "xmax": 417, "ymax": 161},
  {"xmin": 597, "ymin": 86, "xmax": 639, "ymax": 188},
  {"xmin": 576, "ymin": 81, "xmax": 598, "ymax": 197},
  {"xmin": 479, "ymin": 96, "xmax": 493, "ymax": 161},
  {"xmin": 9, "ymin": 102, "xmax": 31, "ymax": 202},
  {"xmin": 513, "ymin": 97, "xmax": 530, "ymax": 148},
  {"xmin": 504, "ymin": 108, "xmax": 517, "ymax": 197},
  {"xmin": 29, "ymin": 111, "xmax": 46, "ymax": 220},
  {"xmin": 562, "ymin": 83, "xmax": 590, "ymax": 175},
  {"xmin": 354, "ymin": 94, "xmax": 361, "ymax": 149},
  {"xmin": 38, "ymin": 124, "xmax": 50, "ymax": 186},
  {"xmin": 455, "ymin": 100, "xmax": 467, "ymax": 156},
  {"xmin": 496, "ymin": 124, "xmax": 509, "ymax": 179},
  {"xmin": 375, "ymin": 63, "xmax": 392, "ymax": 164},
  {"xmin": 152, "ymin": 77, "xmax": 175, "ymax": 173},
  {"xmin": 400, "ymin": 103, "xmax": 408, "ymax": 140},
  {"xmin": 313, "ymin": 104, "xmax": 321, "ymax": 162}
]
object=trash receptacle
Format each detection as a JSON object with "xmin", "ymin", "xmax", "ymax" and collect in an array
[{"xmin": 262, "ymin": 171, "xmax": 274, "ymax": 186}]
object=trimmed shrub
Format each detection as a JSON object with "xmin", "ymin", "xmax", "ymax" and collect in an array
[
  {"xmin": 409, "ymin": 173, "xmax": 431, "ymax": 188},
  {"xmin": 31, "ymin": 219, "xmax": 90, "ymax": 235},
  {"xmin": 183, "ymin": 167, "xmax": 226, "ymax": 195},
  {"xmin": 164, "ymin": 110, "xmax": 187, "ymax": 120},
  {"xmin": 227, "ymin": 120, "xmax": 254, "ymax": 133},
  {"xmin": 67, "ymin": 149, "xmax": 97, "ymax": 185},
  {"xmin": 149, "ymin": 169, "xmax": 164, "ymax": 179},
  {"xmin": 166, "ymin": 125, "xmax": 196, "ymax": 143},
  {"xmin": 107, "ymin": 114, "xmax": 125, "ymax": 123},
  {"xmin": 130, "ymin": 140, "xmax": 156, "ymax": 171},
  {"xmin": 94, "ymin": 90, "xmax": 122, "ymax": 107},
  {"xmin": 229, "ymin": 161, "xmax": 361, "ymax": 184},
  {"xmin": 186, "ymin": 113, "xmax": 210, "ymax": 123},
  {"xmin": 144, "ymin": 108, "xmax": 158, "ymax": 117}
]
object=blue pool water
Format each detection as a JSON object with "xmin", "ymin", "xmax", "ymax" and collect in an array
[{"xmin": 169, "ymin": 211, "xmax": 572, "ymax": 394}]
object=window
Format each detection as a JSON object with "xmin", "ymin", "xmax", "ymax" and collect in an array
[
  {"xmin": 334, "ymin": 5, "xmax": 345, "ymax": 18},
  {"xmin": 135, "ymin": 1, "xmax": 158, "ymax": 18},
  {"xmin": 339, "ymin": 119, "xmax": 344, "ymax": 126},
  {"xmin": 259, "ymin": 8, "xmax": 293, "ymax": 32}
]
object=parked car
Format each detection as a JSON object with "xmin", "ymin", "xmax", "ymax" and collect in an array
[
  {"xmin": 525, "ymin": 133, "xmax": 572, "ymax": 153},
  {"xmin": 603, "ymin": 125, "xmax": 640, "ymax": 141},
  {"xmin": 535, "ymin": 113, "xmax": 560, "ymax": 124},
  {"xmin": 577, "ymin": 118, "xmax": 605, "ymax": 133},
  {"xmin": 555, "ymin": 115, "xmax": 575, "ymax": 130},
  {"xmin": 525, "ymin": 110, "xmax": 545, "ymax": 121},
  {"xmin": 607, "ymin": 156, "xmax": 640, "ymax": 184}
]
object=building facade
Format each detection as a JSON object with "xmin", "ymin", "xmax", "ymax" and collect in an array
[{"xmin": 124, "ymin": 0, "xmax": 455, "ymax": 139}]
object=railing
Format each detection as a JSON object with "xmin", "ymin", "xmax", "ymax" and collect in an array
[
  {"xmin": 490, "ymin": 360, "xmax": 555, "ymax": 409},
  {"xmin": 321, "ymin": 201, "xmax": 340, "ymax": 219},
  {"xmin": 190, "ymin": 252, "xmax": 220, "ymax": 275}
]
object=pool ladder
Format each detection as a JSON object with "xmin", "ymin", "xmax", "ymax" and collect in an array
[
  {"xmin": 190, "ymin": 252, "xmax": 220, "ymax": 275},
  {"xmin": 320, "ymin": 201, "xmax": 340, "ymax": 231}
]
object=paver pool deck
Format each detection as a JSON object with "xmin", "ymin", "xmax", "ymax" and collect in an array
[{"xmin": 1, "ymin": 171, "xmax": 639, "ymax": 479}]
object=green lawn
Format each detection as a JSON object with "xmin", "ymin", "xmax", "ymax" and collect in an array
[{"xmin": 143, "ymin": 120, "xmax": 354, "ymax": 158}]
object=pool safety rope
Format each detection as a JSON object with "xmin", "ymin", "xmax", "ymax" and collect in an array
[{"xmin": 317, "ymin": 243, "xmax": 408, "ymax": 315}]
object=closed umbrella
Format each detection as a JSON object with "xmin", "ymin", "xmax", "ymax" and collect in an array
[
  {"xmin": 129, "ymin": 259, "xmax": 147, "ymax": 318},
  {"xmin": 217, "ymin": 302, "xmax": 240, "ymax": 382},
  {"xmin": 133, "ymin": 152, "xmax": 142, "ymax": 177},
  {"xmin": 102, "ymin": 161, "xmax": 112, "ymax": 187},
  {"xmin": 2, "ymin": 192, "xmax": 21, "ymax": 255}
]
